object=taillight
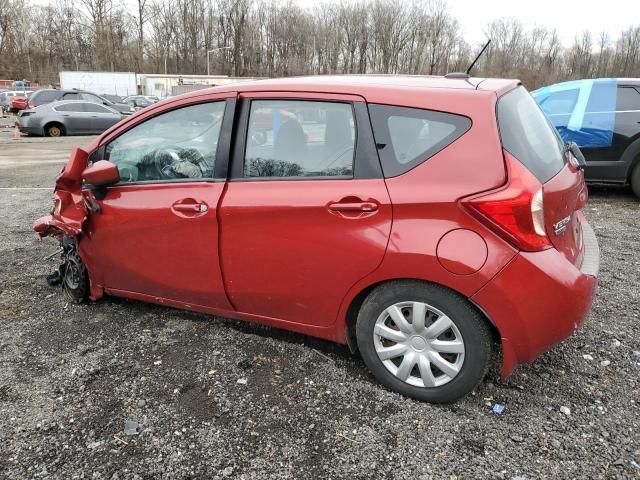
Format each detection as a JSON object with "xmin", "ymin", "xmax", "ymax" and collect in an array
[
  {"xmin": 531, "ymin": 188, "xmax": 545, "ymax": 236},
  {"xmin": 462, "ymin": 151, "xmax": 551, "ymax": 251}
]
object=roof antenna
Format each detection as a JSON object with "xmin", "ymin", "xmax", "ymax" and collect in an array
[
  {"xmin": 445, "ymin": 39, "xmax": 491, "ymax": 79},
  {"xmin": 466, "ymin": 39, "xmax": 491, "ymax": 74}
]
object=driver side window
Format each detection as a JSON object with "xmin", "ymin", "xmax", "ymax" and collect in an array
[{"xmin": 105, "ymin": 101, "xmax": 225, "ymax": 183}]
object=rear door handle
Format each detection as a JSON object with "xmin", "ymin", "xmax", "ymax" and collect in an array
[{"xmin": 328, "ymin": 201, "xmax": 378, "ymax": 212}]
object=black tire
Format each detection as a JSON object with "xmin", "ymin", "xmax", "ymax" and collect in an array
[
  {"xmin": 356, "ymin": 280, "xmax": 492, "ymax": 403},
  {"xmin": 62, "ymin": 250, "xmax": 89, "ymax": 303},
  {"xmin": 631, "ymin": 163, "xmax": 640, "ymax": 199},
  {"xmin": 46, "ymin": 123, "xmax": 64, "ymax": 137}
]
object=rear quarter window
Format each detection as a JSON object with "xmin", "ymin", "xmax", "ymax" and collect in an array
[
  {"xmin": 617, "ymin": 87, "xmax": 640, "ymax": 111},
  {"xmin": 498, "ymin": 86, "xmax": 565, "ymax": 183},
  {"xmin": 369, "ymin": 104, "xmax": 471, "ymax": 177}
]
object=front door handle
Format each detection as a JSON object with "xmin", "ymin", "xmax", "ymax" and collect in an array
[
  {"xmin": 173, "ymin": 203, "xmax": 208, "ymax": 213},
  {"xmin": 171, "ymin": 199, "xmax": 209, "ymax": 216},
  {"xmin": 328, "ymin": 201, "xmax": 378, "ymax": 212}
]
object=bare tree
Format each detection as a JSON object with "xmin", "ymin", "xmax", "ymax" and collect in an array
[
  {"xmin": 136, "ymin": 0, "xmax": 149, "ymax": 71},
  {"xmin": 1, "ymin": 0, "xmax": 640, "ymax": 90}
]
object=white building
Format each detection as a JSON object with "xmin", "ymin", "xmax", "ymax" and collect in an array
[
  {"xmin": 137, "ymin": 74, "xmax": 260, "ymax": 98},
  {"xmin": 59, "ymin": 71, "xmax": 137, "ymax": 96}
]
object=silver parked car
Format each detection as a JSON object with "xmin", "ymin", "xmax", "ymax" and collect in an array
[{"xmin": 17, "ymin": 100, "xmax": 124, "ymax": 137}]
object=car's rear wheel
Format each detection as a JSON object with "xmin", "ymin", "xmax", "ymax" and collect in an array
[
  {"xmin": 46, "ymin": 123, "xmax": 64, "ymax": 137},
  {"xmin": 631, "ymin": 162, "xmax": 640, "ymax": 198},
  {"xmin": 356, "ymin": 280, "xmax": 492, "ymax": 403}
]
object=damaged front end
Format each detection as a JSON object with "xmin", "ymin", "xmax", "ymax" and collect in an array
[
  {"xmin": 44, "ymin": 236, "xmax": 89, "ymax": 303},
  {"xmin": 34, "ymin": 147, "xmax": 96, "ymax": 303}
]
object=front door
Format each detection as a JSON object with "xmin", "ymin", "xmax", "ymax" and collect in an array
[
  {"xmin": 81, "ymin": 96, "xmax": 235, "ymax": 310},
  {"xmin": 219, "ymin": 93, "xmax": 392, "ymax": 327}
]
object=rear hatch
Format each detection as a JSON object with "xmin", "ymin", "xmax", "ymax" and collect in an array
[
  {"xmin": 463, "ymin": 86, "xmax": 587, "ymax": 267},
  {"xmin": 497, "ymin": 86, "xmax": 586, "ymax": 266}
]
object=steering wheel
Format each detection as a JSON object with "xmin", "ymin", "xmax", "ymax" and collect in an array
[{"xmin": 153, "ymin": 146, "xmax": 205, "ymax": 178}]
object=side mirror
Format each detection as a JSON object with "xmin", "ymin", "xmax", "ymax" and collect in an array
[{"xmin": 82, "ymin": 160, "xmax": 119, "ymax": 186}]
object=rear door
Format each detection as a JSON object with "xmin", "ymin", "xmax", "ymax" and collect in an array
[
  {"xmin": 81, "ymin": 95, "xmax": 236, "ymax": 309},
  {"xmin": 218, "ymin": 92, "xmax": 391, "ymax": 327},
  {"xmin": 498, "ymin": 86, "xmax": 586, "ymax": 266},
  {"xmin": 54, "ymin": 103, "xmax": 92, "ymax": 134}
]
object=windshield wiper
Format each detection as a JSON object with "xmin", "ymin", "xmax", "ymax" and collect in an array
[{"xmin": 564, "ymin": 141, "xmax": 586, "ymax": 171}]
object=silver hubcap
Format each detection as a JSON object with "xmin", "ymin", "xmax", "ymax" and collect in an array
[{"xmin": 373, "ymin": 301, "xmax": 465, "ymax": 388}]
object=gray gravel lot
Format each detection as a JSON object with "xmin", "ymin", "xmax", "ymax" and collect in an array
[{"xmin": 0, "ymin": 129, "xmax": 639, "ymax": 479}]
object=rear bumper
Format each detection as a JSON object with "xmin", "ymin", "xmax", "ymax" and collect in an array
[{"xmin": 471, "ymin": 219, "xmax": 599, "ymax": 378}]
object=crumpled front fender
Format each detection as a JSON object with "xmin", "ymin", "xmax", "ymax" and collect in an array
[{"xmin": 33, "ymin": 147, "xmax": 89, "ymax": 239}]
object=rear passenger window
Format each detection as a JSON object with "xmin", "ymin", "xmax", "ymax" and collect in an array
[
  {"xmin": 369, "ymin": 104, "xmax": 471, "ymax": 177},
  {"xmin": 244, "ymin": 100, "xmax": 355, "ymax": 178},
  {"xmin": 617, "ymin": 87, "xmax": 640, "ymax": 111}
]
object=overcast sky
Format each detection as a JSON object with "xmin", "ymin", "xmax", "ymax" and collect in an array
[
  {"xmin": 294, "ymin": 0, "xmax": 636, "ymax": 47},
  {"xmin": 446, "ymin": 0, "xmax": 635, "ymax": 46},
  {"xmin": 33, "ymin": 0, "xmax": 637, "ymax": 48}
]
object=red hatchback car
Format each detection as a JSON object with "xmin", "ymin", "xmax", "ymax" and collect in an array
[{"xmin": 34, "ymin": 76, "xmax": 599, "ymax": 403}]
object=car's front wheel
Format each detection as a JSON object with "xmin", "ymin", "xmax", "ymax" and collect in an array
[{"xmin": 356, "ymin": 280, "xmax": 492, "ymax": 403}]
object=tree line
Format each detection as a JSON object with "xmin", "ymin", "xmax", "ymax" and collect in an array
[{"xmin": 1, "ymin": 0, "xmax": 639, "ymax": 89}]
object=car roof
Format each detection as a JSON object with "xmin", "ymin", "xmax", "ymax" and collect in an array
[
  {"xmin": 617, "ymin": 78, "xmax": 640, "ymax": 86},
  {"xmin": 540, "ymin": 78, "xmax": 640, "ymax": 88},
  {"xmin": 43, "ymin": 99, "xmax": 112, "ymax": 108},
  {"xmin": 48, "ymin": 99, "xmax": 115, "ymax": 107},
  {"xmin": 178, "ymin": 75, "xmax": 520, "ymax": 100},
  {"xmin": 36, "ymin": 88, "xmax": 99, "ymax": 94}
]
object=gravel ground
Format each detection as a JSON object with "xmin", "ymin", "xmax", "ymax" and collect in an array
[{"xmin": 0, "ymin": 132, "xmax": 639, "ymax": 479}]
